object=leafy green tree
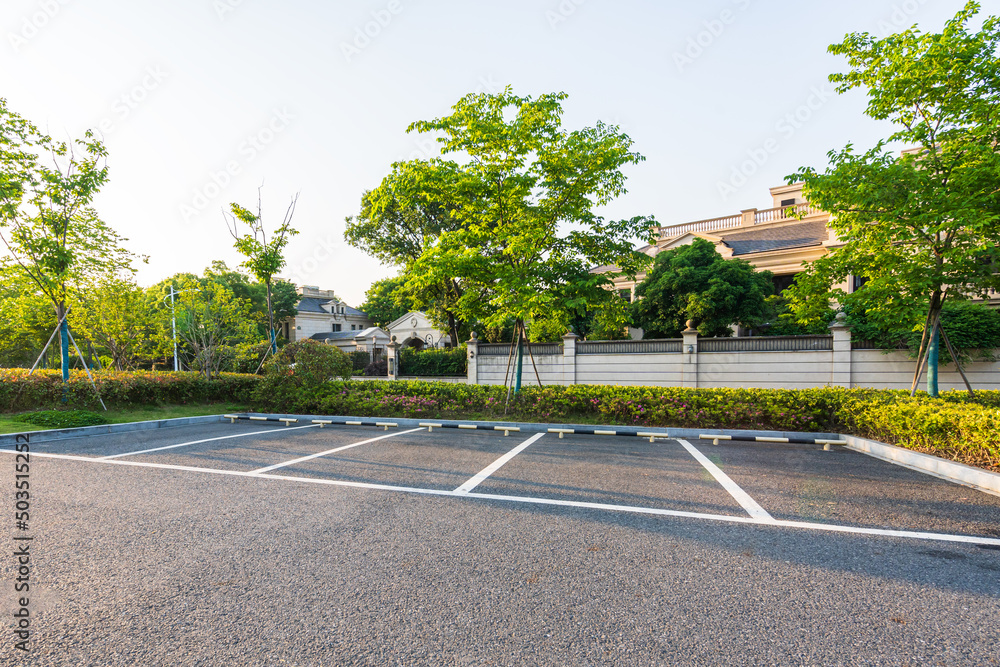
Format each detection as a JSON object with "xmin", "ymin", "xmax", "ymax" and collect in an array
[
  {"xmin": 0, "ymin": 261, "xmax": 53, "ymax": 367},
  {"xmin": 363, "ymin": 88, "xmax": 654, "ymax": 388},
  {"xmin": 73, "ymin": 277, "xmax": 161, "ymax": 370},
  {"xmin": 173, "ymin": 280, "xmax": 262, "ymax": 379},
  {"xmin": 345, "ymin": 163, "xmax": 466, "ymax": 342},
  {"xmin": 784, "ymin": 2, "xmax": 1000, "ymax": 396},
  {"xmin": 225, "ymin": 189, "xmax": 299, "ymax": 355},
  {"xmin": 360, "ymin": 276, "xmax": 413, "ymax": 328},
  {"xmin": 632, "ymin": 238, "xmax": 774, "ymax": 338},
  {"xmin": 204, "ymin": 260, "xmax": 299, "ymax": 335},
  {"xmin": 0, "ymin": 98, "xmax": 137, "ymax": 380}
]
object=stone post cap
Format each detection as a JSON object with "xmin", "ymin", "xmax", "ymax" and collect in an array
[
  {"xmin": 829, "ymin": 312, "xmax": 851, "ymax": 329},
  {"xmin": 683, "ymin": 320, "xmax": 698, "ymax": 334}
]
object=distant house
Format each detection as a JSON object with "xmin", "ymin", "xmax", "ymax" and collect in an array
[
  {"xmin": 309, "ymin": 327, "xmax": 392, "ymax": 356},
  {"xmin": 281, "ymin": 286, "xmax": 375, "ymax": 347},
  {"xmin": 386, "ymin": 311, "xmax": 452, "ymax": 349}
]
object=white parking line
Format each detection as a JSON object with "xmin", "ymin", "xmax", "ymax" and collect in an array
[
  {"xmin": 677, "ymin": 438, "xmax": 774, "ymax": 522},
  {"xmin": 5, "ymin": 449, "xmax": 1000, "ymax": 547},
  {"xmin": 455, "ymin": 432, "xmax": 545, "ymax": 494},
  {"xmin": 100, "ymin": 424, "xmax": 322, "ymax": 460},
  {"xmin": 248, "ymin": 427, "xmax": 425, "ymax": 474}
]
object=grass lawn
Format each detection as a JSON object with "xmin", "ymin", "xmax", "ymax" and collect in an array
[{"xmin": 0, "ymin": 403, "xmax": 250, "ymax": 435}]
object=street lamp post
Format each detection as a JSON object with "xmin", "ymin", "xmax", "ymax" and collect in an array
[{"xmin": 163, "ymin": 286, "xmax": 199, "ymax": 372}]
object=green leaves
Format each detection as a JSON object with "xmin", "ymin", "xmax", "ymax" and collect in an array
[
  {"xmin": 373, "ymin": 87, "xmax": 654, "ymax": 334},
  {"xmin": 0, "ymin": 97, "xmax": 134, "ymax": 317},
  {"xmin": 786, "ymin": 2, "xmax": 1000, "ymax": 348},
  {"xmin": 632, "ymin": 238, "xmax": 774, "ymax": 338}
]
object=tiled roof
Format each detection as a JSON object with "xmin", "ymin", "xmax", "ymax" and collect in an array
[
  {"xmin": 718, "ymin": 220, "xmax": 828, "ymax": 256},
  {"xmin": 308, "ymin": 331, "xmax": 359, "ymax": 341},
  {"xmin": 296, "ymin": 297, "xmax": 368, "ymax": 318}
]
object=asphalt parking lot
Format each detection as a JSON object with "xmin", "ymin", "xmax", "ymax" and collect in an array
[{"xmin": 3, "ymin": 419, "xmax": 999, "ymax": 665}]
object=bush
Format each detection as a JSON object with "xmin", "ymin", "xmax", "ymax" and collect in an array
[
  {"xmin": 399, "ymin": 347, "xmax": 467, "ymax": 376},
  {"xmin": 13, "ymin": 409, "xmax": 110, "ymax": 428},
  {"xmin": 0, "ymin": 368, "xmax": 260, "ymax": 412},
  {"xmin": 348, "ymin": 350, "xmax": 372, "ymax": 372},
  {"xmin": 365, "ymin": 360, "xmax": 387, "ymax": 376},
  {"xmin": 251, "ymin": 340, "xmax": 352, "ymax": 407}
]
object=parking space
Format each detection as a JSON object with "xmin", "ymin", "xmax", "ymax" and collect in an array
[
  {"xmin": 16, "ymin": 418, "xmax": 1000, "ymax": 546},
  {"xmin": 473, "ymin": 434, "xmax": 748, "ymax": 516},
  {"xmin": 713, "ymin": 440, "xmax": 1000, "ymax": 538}
]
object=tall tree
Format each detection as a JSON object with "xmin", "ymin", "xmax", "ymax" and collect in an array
[
  {"xmin": 345, "ymin": 162, "xmax": 466, "ymax": 343},
  {"xmin": 225, "ymin": 188, "xmax": 299, "ymax": 355},
  {"xmin": 73, "ymin": 277, "xmax": 160, "ymax": 371},
  {"xmin": 785, "ymin": 2, "xmax": 1000, "ymax": 396},
  {"xmin": 0, "ymin": 98, "xmax": 136, "ymax": 380},
  {"xmin": 632, "ymin": 238, "xmax": 774, "ymax": 338},
  {"xmin": 173, "ymin": 280, "xmax": 261, "ymax": 379},
  {"xmin": 360, "ymin": 276, "xmax": 413, "ymax": 328},
  {"xmin": 363, "ymin": 88, "xmax": 654, "ymax": 390}
]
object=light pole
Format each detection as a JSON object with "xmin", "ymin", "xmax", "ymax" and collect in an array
[{"xmin": 162, "ymin": 286, "xmax": 200, "ymax": 372}]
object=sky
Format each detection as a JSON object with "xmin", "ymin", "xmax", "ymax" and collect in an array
[{"xmin": 0, "ymin": 0, "xmax": 983, "ymax": 306}]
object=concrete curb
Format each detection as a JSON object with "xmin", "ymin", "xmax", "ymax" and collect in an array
[
  {"xmin": 0, "ymin": 415, "xmax": 223, "ymax": 446},
  {"xmin": 843, "ymin": 435, "xmax": 1000, "ymax": 498},
  {"xmin": 238, "ymin": 412, "xmax": 843, "ymax": 441}
]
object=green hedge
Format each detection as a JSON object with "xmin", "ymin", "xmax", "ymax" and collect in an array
[
  {"xmin": 0, "ymin": 369, "xmax": 261, "ymax": 412},
  {"xmin": 399, "ymin": 347, "xmax": 467, "ymax": 376},
  {"xmin": 253, "ymin": 383, "xmax": 1000, "ymax": 470},
  {"xmin": 13, "ymin": 410, "xmax": 110, "ymax": 428}
]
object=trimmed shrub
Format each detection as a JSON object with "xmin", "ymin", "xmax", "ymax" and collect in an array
[
  {"xmin": 13, "ymin": 409, "xmax": 109, "ymax": 428},
  {"xmin": 251, "ymin": 340, "xmax": 352, "ymax": 408},
  {"xmin": 399, "ymin": 347, "xmax": 467, "ymax": 376},
  {"xmin": 0, "ymin": 368, "xmax": 260, "ymax": 412}
]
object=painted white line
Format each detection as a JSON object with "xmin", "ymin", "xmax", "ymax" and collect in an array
[
  {"xmin": 455, "ymin": 432, "xmax": 545, "ymax": 494},
  {"xmin": 100, "ymin": 424, "xmax": 321, "ymax": 460},
  {"xmin": 677, "ymin": 438, "xmax": 774, "ymax": 522},
  {"xmin": 247, "ymin": 427, "xmax": 425, "ymax": 474},
  {"xmin": 4, "ymin": 449, "xmax": 1000, "ymax": 547}
]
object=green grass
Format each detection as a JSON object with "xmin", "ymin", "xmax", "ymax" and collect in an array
[{"xmin": 0, "ymin": 403, "xmax": 250, "ymax": 435}]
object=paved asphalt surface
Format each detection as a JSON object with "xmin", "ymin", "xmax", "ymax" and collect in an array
[{"xmin": 2, "ymin": 421, "xmax": 999, "ymax": 666}]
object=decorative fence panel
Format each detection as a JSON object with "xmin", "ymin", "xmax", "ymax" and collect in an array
[
  {"xmin": 578, "ymin": 339, "xmax": 682, "ymax": 354},
  {"xmin": 699, "ymin": 336, "xmax": 832, "ymax": 352}
]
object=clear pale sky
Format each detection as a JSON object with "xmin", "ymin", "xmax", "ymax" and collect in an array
[{"xmin": 0, "ymin": 0, "xmax": 977, "ymax": 305}]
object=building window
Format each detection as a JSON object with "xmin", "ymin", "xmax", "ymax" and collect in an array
[
  {"xmin": 332, "ymin": 324, "xmax": 342, "ymax": 332},
  {"xmin": 351, "ymin": 325, "xmax": 356, "ymax": 330},
  {"xmin": 618, "ymin": 289, "xmax": 632, "ymax": 302},
  {"xmin": 852, "ymin": 275, "xmax": 870, "ymax": 292},
  {"xmin": 772, "ymin": 274, "xmax": 797, "ymax": 295}
]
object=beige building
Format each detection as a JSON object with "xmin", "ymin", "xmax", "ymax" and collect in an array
[
  {"xmin": 599, "ymin": 183, "xmax": 846, "ymax": 306},
  {"xmin": 281, "ymin": 286, "xmax": 375, "ymax": 345},
  {"xmin": 386, "ymin": 311, "xmax": 452, "ymax": 349}
]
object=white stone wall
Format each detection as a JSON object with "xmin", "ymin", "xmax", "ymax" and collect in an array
[{"xmin": 470, "ymin": 345, "xmax": 1000, "ymax": 390}]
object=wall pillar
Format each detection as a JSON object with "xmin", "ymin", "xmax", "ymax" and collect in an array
[
  {"xmin": 829, "ymin": 312, "xmax": 852, "ymax": 387},
  {"xmin": 561, "ymin": 331, "xmax": 578, "ymax": 386},
  {"xmin": 740, "ymin": 208, "xmax": 757, "ymax": 227},
  {"xmin": 467, "ymin": 331, "xmax": 479, "ymax": 385},
  {"xmin": 386, "ymin": 335, "xmax": 401, "ymax": 381},
  {"xmin": 682, "ymin": 320, "xmax": 699, "ymax": 388}
]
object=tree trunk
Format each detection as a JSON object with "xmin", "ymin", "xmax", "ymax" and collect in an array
[{"xmin": 265, "ymin": 279, "xmax": 277, "ymax": 354}]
